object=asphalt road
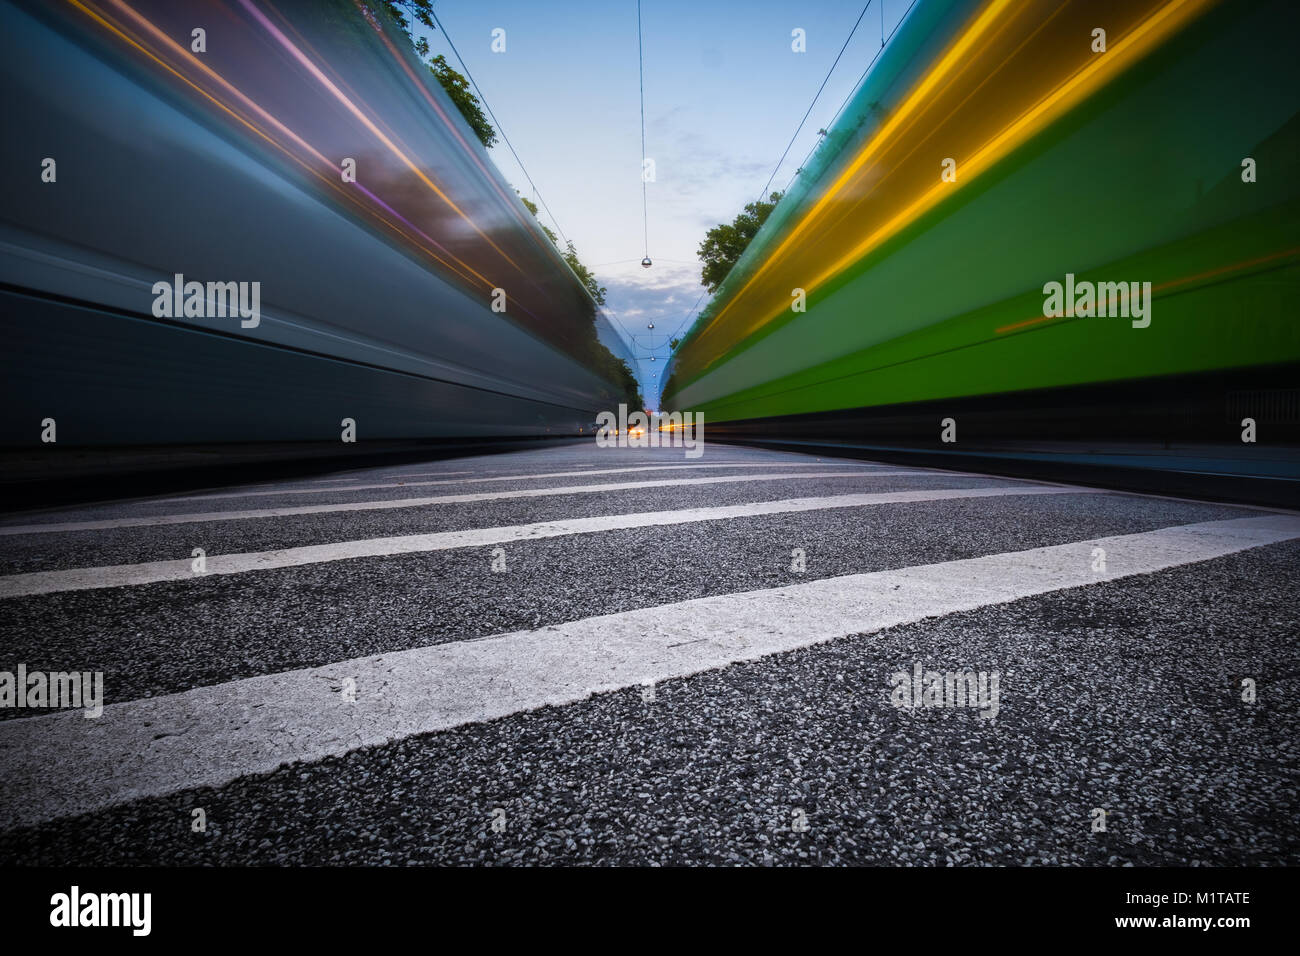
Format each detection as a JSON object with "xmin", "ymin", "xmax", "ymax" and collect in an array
[{"xmin": 0, "ymin": 441, "xmax": 1296, "ymax": 865}]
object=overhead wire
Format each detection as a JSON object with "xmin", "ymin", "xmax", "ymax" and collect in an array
[
  {"xmin": 755, "ymin": 0, "xmax": 875, "ymax": 203},
  {"xmin": 668, "ymin": 0, "xmax": 919, "ymax": 355},
  {"xmin": 637, "ymin": 0, "xmax": 651, "ymax": 263},
  {"xmin": 427, "ymin": 7, "xmax": 572, "ymax": 251}
]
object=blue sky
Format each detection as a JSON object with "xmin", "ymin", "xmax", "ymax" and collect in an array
[{"xmin": 416, "ymin": 1, "xmax": 910, "ymax": 405}]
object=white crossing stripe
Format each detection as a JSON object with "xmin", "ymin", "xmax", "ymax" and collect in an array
[
  {"xmin": 308, "ymin": 470, "xmax": 472, "ymax": 483},
  {"xmin": 0, "ymin": 486, "xmax": 1089, "ymax": 597},
  {"xmin": 0, "ymin": 470, "xmax": 947, "ymax": 536},
  {"xmin": 0, "ymin": 513, "xmax": 1294, "ymax": 830},
  {"xmin": 169, "ymin": 461, "xmax": 894, "ymax": 502}
]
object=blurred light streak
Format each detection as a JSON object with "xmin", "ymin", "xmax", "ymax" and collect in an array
[
  {"xmin": 233, "ymin": 0, "xmax": 523, "ymax": 273},
  {"xmin": 82, "ymin": 0, "xmax": 499, "ymax": 292},
  {"xmin": 688, "ymin": 0, "xmax": 1217, "ymax": 370},
  {"xmin": 994, "ymin": 246, "xmax": 1300, "ymax": 335}
]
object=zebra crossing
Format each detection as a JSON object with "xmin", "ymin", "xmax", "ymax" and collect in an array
[{"xmin": 0, "ymin": 443, "xmax": 1295, "ymax": 864}]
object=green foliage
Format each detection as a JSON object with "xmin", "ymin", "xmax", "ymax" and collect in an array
[
  {"xmin": 364, "ymin": 1, "xmax": 498, "ymax": 149},
  {"xmin": 517, "ymin": 190, "xmax": 637, "ymax": 407},
  {"xmin": 381, "ymin": 0, "xmax": 435, "ymax": 35},
  {"xmin": 572, "ymin": 302, "xmax": 642, "ymax": 410},
  {"xmin": 562, "ymin": 241, "xmax": 606, "ymax": 306},
  {"xmin": 359, "ymin": 4, "xmax": 636, "ymax": 407},
  {"xmin": 520, "ymin": 196, "xmax": 558, "ymax": 244},
  {"xmin": 590, "ymin": 354, "xmax": 644, "ymax": 411},
  {"xmin": 669, "ymin": 337, "xmax": 681, "ymax": 350},
  {"xmin": 428, "ymin": 55, "xmax": 497, "ymax": 149},
  {"xmin": 697, "ymin": 192, "xmax": 783, "ymax": 294},
  {"xmin": 518, "ymin": 193, "xmax": 604, "ymax": 305}
]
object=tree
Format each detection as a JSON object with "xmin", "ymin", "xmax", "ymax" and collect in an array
[
  {"xmin": 375, "ymin": 1, "xmax": 433, "ymax": 56},
  {"xmin": 365, "ymin": 2, "xmax": 498, "ymax": 149},
  {"xmin": 603, "ymin": 358, "xmax": 644, "ymax": 411},
  {"xmin": 697, "ymin": 192, "xmax": 783, "ymax": 294},
  {"xmin": 362, "ymin": 3, "xmax": 634, "ymax": 405},
  {"xmin": 562, "ymin": 241, "xmax": 606, "ymax": 306},
  {"xmin": 428, "ymin": 55, "xmax": 497, "ymax": 149},
  {"xmin": 383, "ymin": 0, "xmax": 435, "ymax": 32},
  {"xmin": 520, "ymin": 196, "xmax": 557, "ymax": 244},
  {"xmin": 519, "ymin": 195, "xmax": 605, "ymax": 306},
  {"xmin": 517, "ymin": 192, "xmax": 637, "ymax": 405}
]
